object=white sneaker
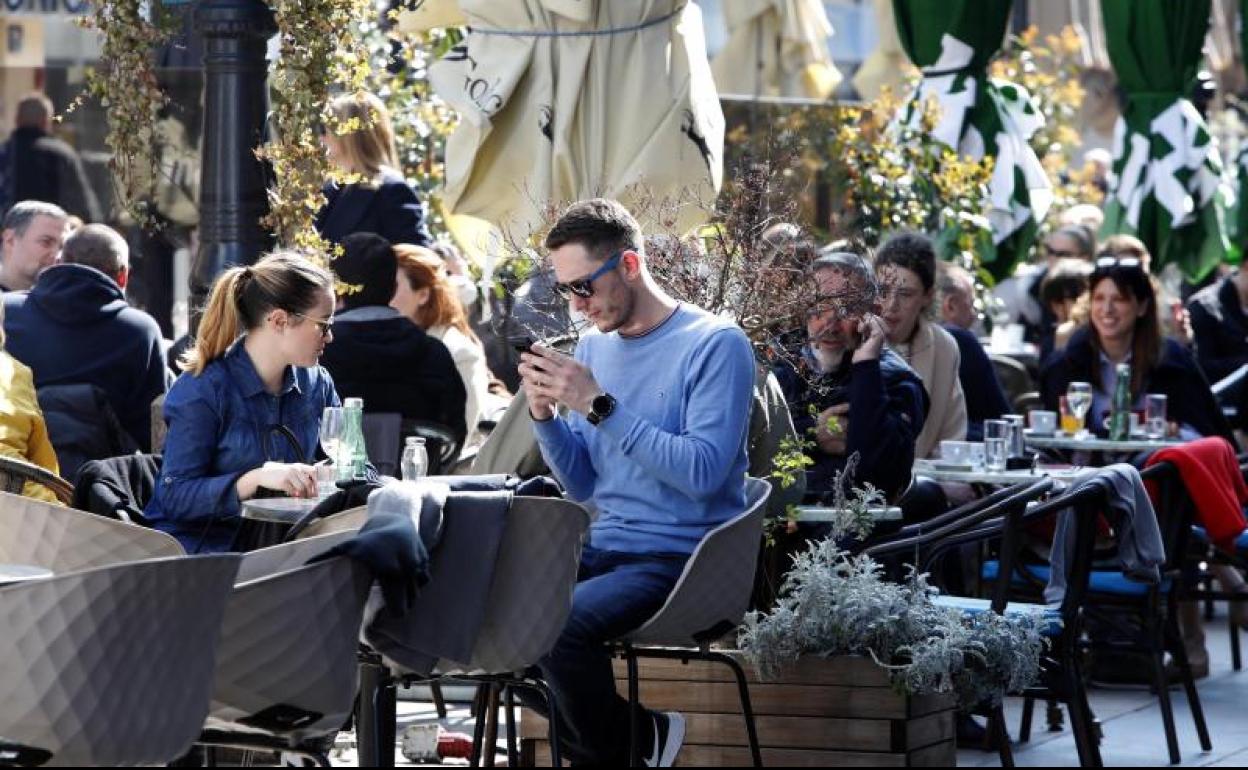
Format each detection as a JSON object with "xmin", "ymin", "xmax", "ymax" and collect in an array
[{"xmin": 643, "ymin": 710, "xmax": 685, "ymax": 767}]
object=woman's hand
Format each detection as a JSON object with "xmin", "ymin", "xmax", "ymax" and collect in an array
[{"xmin": 236, "ymin": 462, "xmax": 319, "ymax": 501}]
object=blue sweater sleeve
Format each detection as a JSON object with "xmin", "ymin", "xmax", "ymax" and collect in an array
[
  {"xmin": 154, "ymin": 389, "xmax": 246, "ymax": 524},
  {"xmin": 532, "ymin": 412, "xmax": 597, "ymax": 501},
  {"xmin": 594, "ymin": 329, "xmax": 755, "ymax": 500}
]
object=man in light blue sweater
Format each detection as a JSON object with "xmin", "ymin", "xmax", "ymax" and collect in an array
[{"xmin": 518, "ymin": 199, "xmax": 755, "ymax": 766}]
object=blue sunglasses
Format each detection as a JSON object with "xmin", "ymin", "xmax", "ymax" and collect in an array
[{"xmin": 552, "ymin": 251, "xmax": 623, "ymax": 300}]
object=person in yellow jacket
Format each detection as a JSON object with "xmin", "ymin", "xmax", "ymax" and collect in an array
[{"xmin": 0, "ymin": 301, "xmax": 62, "ymax": 504}]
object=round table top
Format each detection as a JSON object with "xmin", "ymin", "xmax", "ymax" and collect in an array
[
  {"xmin": 794, "ymin": 505, "xmax": 903, "ymax": 522},
  {"xmin": 0, "ymin": 563, "xmax": 53, "ymax": 584},
  {"xmin": 913, "ymin": 459, "xmax": 1085, "ymax": 485},
  {"xmin": 241, "ymin": 497, "xmax": 320, "ymax": 524},
  {"xmin": 1024, "ymin": 432, "xmax": 1185, "ymax": 453}
]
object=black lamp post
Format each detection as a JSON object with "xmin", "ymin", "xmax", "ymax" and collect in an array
[{"xmin": 192, "ymin": 0, "xmax": 276, "ymax": 315}]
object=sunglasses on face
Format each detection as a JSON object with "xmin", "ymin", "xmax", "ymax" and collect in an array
[
  {"xmin": 552, "ymin": 251, "xmax": 623, "ymax": 300},
  {"xmin": 291, "ymin": 311, "xmax": 334, "ymax": 337}
]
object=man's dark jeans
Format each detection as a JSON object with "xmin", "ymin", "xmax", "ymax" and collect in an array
[{"xmin": 530, "ymin": 544, "xmax": 688, "ymax": 765}]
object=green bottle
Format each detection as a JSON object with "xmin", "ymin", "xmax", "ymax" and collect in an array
[
  {"xmin": 1109, "ymin": 363, "xmax": 1132, "ymax": 441},
  {"xmin": 341, "ymin": 397, "xmax": 369, "ymax": 480}
]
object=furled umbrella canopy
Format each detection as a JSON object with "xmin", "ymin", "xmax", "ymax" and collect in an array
[
  {"xmin": 893, "ymin": 0, "xmax": 1053, "ymax": 280},
  {"xmin": 403, "ymin": 0, "xmax": 725, "ymax": 265},
  {"xmin": 711, "ymin": 0, "xmax": 842, "ymax": 100},
  {"xmin": 1100, "ymin": 0, "xmax": 1231, "ymax": 281},
  {"xmin": 852, "ymin": 0, "xmax": 916, "ymax": 100}
]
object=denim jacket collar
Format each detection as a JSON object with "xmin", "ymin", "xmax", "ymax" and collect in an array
[{"xmin": 224, "ymin": 340, "xmax": 301, "ymax": 398}]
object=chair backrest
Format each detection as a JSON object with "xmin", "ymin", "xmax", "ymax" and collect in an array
[
  {"xmin": 208, "ymin": 555, "xmax": 372, "ymax": 740},
  {"xmin": 0, "ymin": 555, "xmax": 241, "ymax": 766},
  {"xmin": 235, "ymin": 530, "xmax": 357, "ymax": 584},
  {"xmin": 623, "ymin": 478, "xmax": 772, "ymax": 647},
  {"xmin": 989, "ymin": 353, "xmax": 1036, "ymax": 406},
  {"xmin": 0, "ymin": 456, "xmax": 73, "ymax": 505},
  {"xmin": 435, "ymin": 495, "xmax": 590, "ymax": 675},
  {"xmin": 294, "ymin": 505, "xmax": 368, "ymax": 541},
  {"xmin": 401, "ymin": 419, "xmax": 463, "ymax": 475},
  {"xmin": 36, "ymin": 382, "xmax": 140, "ymax": 484},
  {"xmin": 362, "ymin": 412, "xmax": 403, "ymax": 477},
  {"xmin": 1140, "ymin": 460, "xmax": 1195, "ymax": 574},
  {"xmin": 0, "ymin": 490, "xmax": 183, "ymax": 571}
]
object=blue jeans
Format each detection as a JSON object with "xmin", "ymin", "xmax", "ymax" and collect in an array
[{"xmin": 532, "ymin": 544, "xmax": 688, "ymax": 765}]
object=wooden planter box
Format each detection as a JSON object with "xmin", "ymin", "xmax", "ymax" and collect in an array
[{"xmin": 519, "ymin": 653, "xmax": 957, "ymax": 766}]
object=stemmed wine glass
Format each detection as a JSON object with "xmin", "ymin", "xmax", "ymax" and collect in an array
[
  {"xmin": 320, "ymin": 407, "xmax": 344, "ymax": 464},
  {"xmin": 1065, "ymin": 382, "xmax": 1093, "ymax": 438}
]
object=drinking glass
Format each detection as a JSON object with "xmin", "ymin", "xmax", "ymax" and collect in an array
[
  {"xmin": 984, "ymin": 420, "xmax": 1009, "ymax": 472},
  {"xmin": 1066, "ymin": 382, "xmax": 1093, "ymax": 437},
  {"xmin": 320, "ymin": 406, "xmax": 345, "ymax": 464},
  {"xmin": 1145, "ymin": 394, "xmax": 1168, "ymax": 440}
]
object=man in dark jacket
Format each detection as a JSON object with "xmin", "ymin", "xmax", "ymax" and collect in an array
[
  {"xmin": 944, "ymin": 325, "xmax": 1012, "ymax": 441},
  {"xmin": 3, "ymin": 224, "xmax": 168, "ymax": 452},
  {"xmin": 1188, "ymin": 266, "xmax": 1248, "ymax": 385},
  {"xmin": 0, "ymin": 93, "xmax": 101, "ymax": 223},
  {"xmin": 320, "ymin": 232, "xmax": 467, "ymax": 440},
  {"xmin": 774, "ymin": 251, "xmax": 928, "ymax": 503}
]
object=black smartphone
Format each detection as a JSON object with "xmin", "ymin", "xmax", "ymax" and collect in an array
[{"xmin": 509, "ymin": 334, "xmax": 537, "ymax": 354}]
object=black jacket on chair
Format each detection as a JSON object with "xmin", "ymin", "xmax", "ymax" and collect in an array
[
  {"xmin": 319, "ymin": 307, "xmax": 468, "ymax": 441},
  {"xmin": 314, "ymin": 170, "xmax": 433, "ymax": 247}
]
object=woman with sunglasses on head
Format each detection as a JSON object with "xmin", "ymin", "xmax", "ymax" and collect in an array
[
  {"xmin": 1039, "ymin": 254, "xmax": 1232, "ymax": 443},
  {"xmin": 145, "ymin": 251, "xmax": 341, "ymax": 552}
]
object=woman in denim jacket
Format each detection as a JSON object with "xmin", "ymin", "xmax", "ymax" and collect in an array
[{"xmin": 146, "ymin": 251, "xmax": 340, "ymax": 552}]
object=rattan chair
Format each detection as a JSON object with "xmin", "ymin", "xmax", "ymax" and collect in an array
[{"xmin": 0, "ymin": 456, "xmax": 73, "ymax": 505}]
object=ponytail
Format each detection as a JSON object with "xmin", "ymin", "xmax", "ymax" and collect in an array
[
  {"xmin": 180, "ymin": 250, "xmax": 334, "ymax": 376},
  {"xmin": 180, "ymin": 266, "xmax": 249, "ymax": 376}
]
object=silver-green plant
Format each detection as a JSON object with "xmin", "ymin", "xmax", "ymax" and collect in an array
[{"xmin": 739, "ymin": 530, "xmax": 1046, "ymax": 710}]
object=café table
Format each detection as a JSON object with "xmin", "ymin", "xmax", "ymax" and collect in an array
[
  {"xmin": 1024, "ymin": 432, "xmax": 1186, "ymax": 454},
  {"xmin": 794, "ymin": 505, "xmax": 903, "ymax": 523},
  {"xmin": 912, "ymin": 458, "xmax": 1086, "ymax": 486},
  {"xmin": 237, "ymin": 497, "xmax": 321, "ymax": 551}
]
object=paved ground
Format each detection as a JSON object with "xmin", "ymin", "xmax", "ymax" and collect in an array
[{"xmin": 325, "ymin": 618, "xmax": 1248, "ymax": 767}]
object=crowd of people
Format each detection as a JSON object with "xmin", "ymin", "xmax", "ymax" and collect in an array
[{"xmin": 8, "ymin": 82, "xmax": 1248, "ymax": 765}]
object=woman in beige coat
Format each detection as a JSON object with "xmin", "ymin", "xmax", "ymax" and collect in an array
[{"xmin": 874, "ymin": 234, "xmax": 968, "ymax": 459}]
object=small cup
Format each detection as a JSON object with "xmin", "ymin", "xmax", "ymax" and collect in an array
[
  {"xmin": 968, "ymin": 442, "xmax": 986, "ymax": 468},
  {"xmin": 1028, "ymin": 409, "xmax": 1058, "ymax": 436},
  {"xmin": 315, "ymin": 464, "xmax": 337, "ymax": 500}
]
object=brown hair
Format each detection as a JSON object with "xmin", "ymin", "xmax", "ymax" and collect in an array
[
  {"xmin": 1085, "ymin": 261, "xmax": 1162, "ymax": 396},
  {"xmin": 327, "ymin": 91, "xmax": 399, "ymax": 181},
  {"xmin": 181, "ymin": 251, "xmax": 334, "ymax": 375},
  {"xmin": 544, "ymin": 198, "xmax": 642, "ymax": 261},
  {"xmin": 393, "ymin": 244, "xmax": 477, "ymax": 342}
]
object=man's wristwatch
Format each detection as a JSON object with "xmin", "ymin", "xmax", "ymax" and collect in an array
[{"xmin": 586, "ymin": 392, "xmax": 617, "ymax": 426}]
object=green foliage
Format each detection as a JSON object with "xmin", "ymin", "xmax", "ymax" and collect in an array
[{"xmin": 73, "ymin": 0, "xmax": 175, "ymax": 226}]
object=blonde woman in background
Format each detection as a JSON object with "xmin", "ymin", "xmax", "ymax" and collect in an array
[
  {"xmin": 0, "ymin": 301, "xmax": 62, "ymax": 503},
  {"xmin": 315, "ymin": 91, "xmax": 433, "ymax": 248},
  {"xmin": 392, "ymin": 244, "xmax": 494, "ymax": 441}
]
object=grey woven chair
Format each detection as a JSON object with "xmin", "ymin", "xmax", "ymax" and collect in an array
[
  {"xmin": 0, "ymin": 555, "xmax": 241, "ymax": 766},
  {"xmin": 0, "ymin": 456, "xmax": 73, "ymax": 506},
  {"xmin": 199, "ymin": 534, "xmax": 372, "ymax": 765},
  {"xmin": 0, "ymin": 490, "xmax": 183, "ymax": 571},
  {"xmin": 617, "ymin": 477, "xmax": 772, "ymax": 767},
  {"xmin": 357, "ymin": 495, "xmax": 591, "ymax": 767}
]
